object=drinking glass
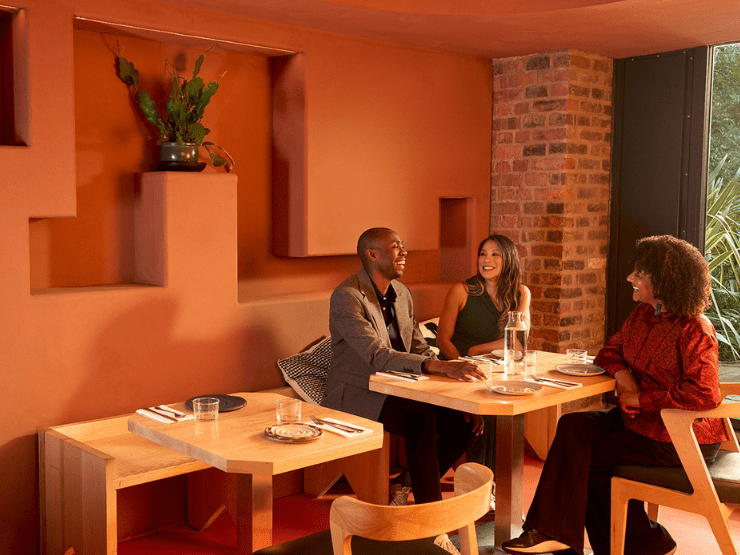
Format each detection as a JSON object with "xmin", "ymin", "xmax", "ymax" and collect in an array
[
  {"xmin": 276, "ymin": 398, "xmax": 302, "ymax": 423},
  {"xmin": 567, "ymin": 349, "xmax": 588, "ymax": 364},
  {"xmin": 193, "ymin": 397, "xmax": 219, "ymax": 421}
]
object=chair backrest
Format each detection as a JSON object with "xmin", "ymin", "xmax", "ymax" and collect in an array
[{"xmin": 329, "ymin": 462, "xmax": 493, "ymax": 555}]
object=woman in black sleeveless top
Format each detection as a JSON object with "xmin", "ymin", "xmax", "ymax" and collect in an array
[{"xmin": 437, "ymin": 234, "xmax": 531, "ymax": 500}]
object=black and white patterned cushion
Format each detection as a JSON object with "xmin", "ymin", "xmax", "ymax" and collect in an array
[
  {"xmin": 277, "ymin": 337, "xmax": 332, "ymax": 405},
  {"xmin": 419, "ymin": 318, "xmax": 440, "ymax": 355}
]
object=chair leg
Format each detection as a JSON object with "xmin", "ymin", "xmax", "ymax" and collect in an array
[
  {"xmin": 646, "ymin": 501, "xmax": 660, "ymax": 521},
  {"xmin": 610, "ymin": 479, "xmax": 629, "ymax": 555},
  {"xmin": 706, "ymin": 506, "xmax": 739, "ymax": 555},
  {"xmin": 457, "ymin": 522, "xmax": 478, "ymax": 555}
]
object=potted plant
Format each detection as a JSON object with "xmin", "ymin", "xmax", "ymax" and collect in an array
[{"xmin": 116, "ymin": 40, "xmax": 234, "ymax": 172}]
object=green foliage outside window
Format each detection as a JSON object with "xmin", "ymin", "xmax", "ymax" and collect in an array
[{"xmin": 706, "ymin": 43, "xmax": 740, "ymax": 362}]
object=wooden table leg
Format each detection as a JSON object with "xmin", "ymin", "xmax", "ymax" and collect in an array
[
  {"xmin": 494, "ymin": 414, "xmax": 525, "ymax": 550},
  {"xmin": 343, "ymin": 433, "xmax": 390, "ymax": 505},
  {"xmin": 236, "ymin": 473, "xmax": 273, "ymax": 554}
]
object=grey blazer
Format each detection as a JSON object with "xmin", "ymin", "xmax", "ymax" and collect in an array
[{"xmin": 321, "ymin": 268, "xmax": 436, "ymax": 420}]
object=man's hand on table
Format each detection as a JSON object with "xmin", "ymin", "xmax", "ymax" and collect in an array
[{"xmin": 424, "ymin": 359, "xmax": 487, "ymax": 382}]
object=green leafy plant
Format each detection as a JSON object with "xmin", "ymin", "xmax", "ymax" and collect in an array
[
  {"xmin": 116, "ymin": 39, "xmax": 234, "ymax": 171},
  {"xmin": 705, "ymin": 155, "xmax": 740, "ymax": 361}
]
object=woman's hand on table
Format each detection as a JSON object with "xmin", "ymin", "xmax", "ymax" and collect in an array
[{"xmin": 425, "ymin": 359, "xmax": 487, "ymax": 382}]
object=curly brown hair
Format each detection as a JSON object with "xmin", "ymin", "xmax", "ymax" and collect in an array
[
  {"xmin": 468, "ymin": 234, "xmax": 522, "ymax": 334},
  {"xmin": 629, "ymin": 235, "xmax": 712, "ymax": 317}
]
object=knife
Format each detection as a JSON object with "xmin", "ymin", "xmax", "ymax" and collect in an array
[
  {"xmin": 383, "ymin": 370, "xmax": 422, "ymax": 380},
  {"xmin": 309, "ymin": 415, "xmax": 365, "ymax": 433},
  {"xmin": 141, "ymin": 407, "xmax": 178, "ymax": 422},
  {"xmin": 531, "ymin": 376, "xmax": 579, "ymax": 387}
]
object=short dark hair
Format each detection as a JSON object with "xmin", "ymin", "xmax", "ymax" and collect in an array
[
  {"xmin": 629, "ymin": 235, "xmax": 711, "ymax": 316},
  {"xmin": 357, "ymin": 227, "xmax": 395, "ymax": 269}
]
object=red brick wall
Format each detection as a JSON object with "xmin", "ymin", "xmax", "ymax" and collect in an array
[{"xmin": 491, "ymin": 50, "xmax": 613, "ymax": 354}]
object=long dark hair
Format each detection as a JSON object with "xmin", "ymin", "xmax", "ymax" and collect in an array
[{"xmin": 467, "ymin": 234, "xmax": 522, "ymax": 335}]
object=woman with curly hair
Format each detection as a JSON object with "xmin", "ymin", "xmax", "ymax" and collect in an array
[
  {"xmin": 503, "ymin": 235, "xmax": 727, "ymax": 555},
  {"xmin": 436, "ymin": 234, "xmax": 531, "ymax": 501}
]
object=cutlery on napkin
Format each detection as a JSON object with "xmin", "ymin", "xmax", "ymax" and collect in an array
[
  {"xmin": 306, "ymin": 416, "xmax": 373, "ymax": 438},
  {"xmin": 376, "ymin": 370, "xmax": 428, "ymax": 381},
  {"xmin": 136, "ymin": 406, "xmax": 194, "ymax": 423},
  {"xmin": 527, "ymin": 377, "xmax": 582, "ymax": 389},
  {"xmin": 460, "ymin": 355, "xmax": 503, "ymax": 365}
]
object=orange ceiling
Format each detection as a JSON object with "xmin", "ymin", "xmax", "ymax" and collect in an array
[{"xmin": 159, "ymin": 0, "xmax": 740, "ymax": 58}]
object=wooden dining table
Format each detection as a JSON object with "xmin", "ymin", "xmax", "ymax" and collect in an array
[
  {"xmin": 128, "ymin": 390, "xmax": 386, "ymax": 554},
  {"xmin": 369, "ymin": 350, "xmax": 616, "ymax": 551}
]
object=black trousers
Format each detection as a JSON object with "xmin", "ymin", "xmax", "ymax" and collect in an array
[
  {"xmin": 378, "ymin": 395, "xmax": 477, "ymax": 504},
  {"xmin": 525, "ymin": 408, "xmax": 720, "ymax": 555}
]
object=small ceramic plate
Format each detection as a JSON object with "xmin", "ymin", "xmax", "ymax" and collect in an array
[
  {"xmin": 556, "ymin": 363, "xmax": 605, "ymax": 376},
  {"xmin": 491, "ymin": 349, "xmax": 524, "ymax": 360},
  {"xmin": 264, "ymin": 424, "xmax": 323, "ymax": 443},
  {"xmin": 486, "ymin": 382, "xmax": 542, "ymax": 396}
]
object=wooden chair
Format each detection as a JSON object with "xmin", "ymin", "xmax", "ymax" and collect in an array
[
  {"xmin": 254, "ymin": 462, "xmax": 493, "ymax": 555},
  {"xmin": 611, "ymin": 383, "xmax": 740, "ymax": 555}
]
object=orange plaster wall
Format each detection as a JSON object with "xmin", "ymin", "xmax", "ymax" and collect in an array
[{"xmin": 0, "ymin": 0, "xmax": 492, "ymax": 552}]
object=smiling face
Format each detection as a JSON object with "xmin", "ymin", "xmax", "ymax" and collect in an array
[
  {"xmin": 368, "ymin": 231, "xmax": 407, "ymax": 284},
  {"xmin": 627, "ymin": 269, "xmax": 658, "ymax": 308},
  {"xmin": 478, "ymin": 239, "xmax": 503, "ymax": 281}
]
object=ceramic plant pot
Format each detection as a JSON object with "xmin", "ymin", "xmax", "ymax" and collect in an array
[{"xmin": 160, "ymin": 142, "xmax": 199, "ymax": 163}]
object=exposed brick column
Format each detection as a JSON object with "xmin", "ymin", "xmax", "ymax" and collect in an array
[{"xmin": 491, "ymin": 50, "xmax": 613, "ymax": 354}]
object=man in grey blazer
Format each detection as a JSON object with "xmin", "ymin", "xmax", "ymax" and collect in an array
[{"xmin": 322, "ymin": 227, "xmax": 485, "ymax": 504}]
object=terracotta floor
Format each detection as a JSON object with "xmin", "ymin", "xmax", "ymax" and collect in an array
[{"xmin": 118, "ymin": 454, "xmax": 740, "ymax": 554}]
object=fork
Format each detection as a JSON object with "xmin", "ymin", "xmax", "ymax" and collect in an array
[
  {"xmin": 141, "ymin": 407, "xmax": 178, "ymax": 422},
  {"xmin": 309, "ymin": 415, "xmax": 365, "ymax": 433}
]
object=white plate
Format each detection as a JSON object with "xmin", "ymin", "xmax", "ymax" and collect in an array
[
  {"xmin": 486, "ymin": 382, "xmax": 542, "ymax": 395},
  {"xmin": 556, "ymin": 363, "xmax": 605, "ymax": 376},
  {"xmin": 491, "ymin": 349, "xmax": 524, "ymax": 360}
]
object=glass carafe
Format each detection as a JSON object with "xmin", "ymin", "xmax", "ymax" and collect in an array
[{"xmin": 504, "ymin": 311, "xmax": 528, "ymax": 377}]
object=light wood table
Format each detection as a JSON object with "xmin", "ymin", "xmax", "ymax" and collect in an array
[
  {"xmin": 369, "ymin": 350, "xmax": 615, "ymax": 551},
  {"xmin": 128, "ymin": 391, "xmax": 387, "ymax": 554}
]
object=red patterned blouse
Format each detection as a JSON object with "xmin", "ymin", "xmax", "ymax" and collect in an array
[{"xmin": 594, "ymin": 303, "xmax": 728, "ymax": 444}]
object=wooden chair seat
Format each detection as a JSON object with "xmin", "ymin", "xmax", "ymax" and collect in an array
[
  {"xmin": 615, "ymin": 449, "xmax": 740, "ymax": 503},
  {"xmin": 251, "ymin": 529, "xmax": 449, "ymax": 555},
  {"xmin": 611, "ymin": 383, "xmax": 740, "ymax": 555},
  {"xmin": 255, "ymin": 462, "xmax": 493, "ymax": 555}
]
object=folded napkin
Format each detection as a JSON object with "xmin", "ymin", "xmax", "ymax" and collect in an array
[
  {"xmin": 136, "ymin": 406, "xmax": 194, "ymax": 424},
  {"xmin": 306, "ymin": 417, "xmax": 374, "ymax": 438}
]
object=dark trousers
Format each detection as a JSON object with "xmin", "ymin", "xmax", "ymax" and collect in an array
[
  {"xmin": 525, "ymin": 408, "xmax": 719, "ymax": 555},
  {"xmin": 378, "ymin": 395, "xmax": 476, "ymax": 504}
]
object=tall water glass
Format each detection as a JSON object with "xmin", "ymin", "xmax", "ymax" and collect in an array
[{"xmin": 504, "ymin": 311, "xmax": 528, "ymax": 377}]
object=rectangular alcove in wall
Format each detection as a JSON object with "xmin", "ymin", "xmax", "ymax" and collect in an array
[
  {"xmin": 439, "ymin": 197, "xmax": 474, "ymax": 282},
  {"xmin": 0, "ymin": 7, "xmax": 28, "ymax": 146}
]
